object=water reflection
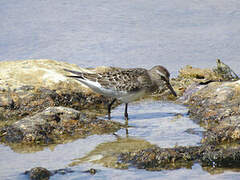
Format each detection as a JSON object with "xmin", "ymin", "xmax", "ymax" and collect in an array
[
  {"xmin": 111, "ymin": 100, "xmax": 204, "ymax": 147},
  {"xmin": 69, "ymin": 136, "xmax": 155, "ymax": 168}
]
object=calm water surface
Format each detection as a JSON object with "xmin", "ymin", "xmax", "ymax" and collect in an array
[{"xmin": 1, "ymin": 0, "xmax": 240, "ymax": 179}]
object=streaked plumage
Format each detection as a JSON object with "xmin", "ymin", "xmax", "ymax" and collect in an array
[{"xmin": 64, "ymin": 65, "xmax": 177, "ymax": 119}]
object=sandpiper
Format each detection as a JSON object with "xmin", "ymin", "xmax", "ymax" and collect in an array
[{"xmin": 64, "ymin": 65, "xmax": 177, "ymax": 120}]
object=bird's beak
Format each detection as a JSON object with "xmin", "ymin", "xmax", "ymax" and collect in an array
[{"xmin": 166, "ymin": 81, "xmax": 177, "ymax": 97}]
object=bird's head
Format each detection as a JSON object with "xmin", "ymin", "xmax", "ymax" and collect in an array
[{"xmin": 149, "ymin": 65, "xmax": 177, "ymax": 97}]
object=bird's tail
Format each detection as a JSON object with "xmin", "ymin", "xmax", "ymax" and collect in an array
[{"xmin": 64, "ymin": 69, "xmax": 84, "ymax": 79}]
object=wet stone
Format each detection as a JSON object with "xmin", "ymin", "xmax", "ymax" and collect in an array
[
  {"xmin": 179, "ymin": 80, "xmax": 240, "ymax": 129},
  {"xmin": 83, "ymin": 168, "xmax": 98, "ymax": 175},
  {"xmin": 25, "ymin": 167, "xmax": 98, "ymax": 179},
  {"xmin": 199, "ymin": 144, "xmax": 240, "ymax": 168},
  {"xmin": 0, "ymin": 106, "xmax": 123, "ymax": 145},
  {"xmin": 25, "ymin": 167, "xmax": 52, "ymax": 180},
  {"xmin": 118, "ymin": 146, "xmax": 200, "ymax": 171},
  {"xmin": 118, "ymin": 144, "xmax": 240, "ymax": 170},
  {"xmin": 52, "ymin": 168, "xmax": 74, "ymax": 175},
  {"xmin": 201, "ymin": 116, "xmax": 240, "ymax": 145}
]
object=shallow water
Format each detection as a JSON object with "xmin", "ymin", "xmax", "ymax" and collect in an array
[
  {"xmin": 1, "ymin": 0, "xmax": 240, "ymax": 179},
  {"xmin": 1, "ymin": 100, "xmax": 240, "ymax": 179},
  {"xmin": 0, "ymin": 101, "xmax": 203, "ymax": 179}
]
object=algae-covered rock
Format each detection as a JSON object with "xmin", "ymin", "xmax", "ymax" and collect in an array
[
  {"xmin": 199, "ymin": 144, "xmax": 240, "ymax": 168},
  {"xmin": 0, "ymin": 59, "xmax": 116, "ymax": 121},
  {"xmin": 118, "ymin": 143, "xmax": 240, "ymax": 171},
  {"xmin": 179, "ymin": 80, "xmax": 240, "ymax": 128},
  {"xmin": 0, "ymin": 106, "xmax": 122, "ymax": 145},
  {"xmin": 119, "ymin": 146, "xmax": 199, "ymax": 170},
  {"xmin": 171, "ymin": 59, "xmax": 239, "ymax": 98},
  {"xmin": 201, "ymin": 115, "xmax": 240, "ymax": 145},
  {"xmin": 24, "ymin": 166, "xmax": 97, "ymax": 179},
  {"xmin": 26, "ymin": 167, "xmax": 52, "ymax": 180},
  {"xmin": 213, "ymin": 59, "xmax": 239, "ymax": 81}
]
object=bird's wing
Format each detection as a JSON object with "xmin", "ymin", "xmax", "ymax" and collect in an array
[
  {"xmin": 64, "ymin": 68, "xmax": 151, "ymax": 92},
  {"xmin": 95, "ymin": 68, "xmax": 151, "ymax": 92}
]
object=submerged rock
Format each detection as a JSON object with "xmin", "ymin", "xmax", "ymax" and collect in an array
[
  {"xmin": 119, "ymin": 146, "xmax": 199, "ymax": 170},
  {"xmin": 118, "ymin": 144, "xmax": 240, "ymax": 171},
  {"xmin": 0, "ymin": 106, "xmax": 122, "ymax": 145},
  {"xmin": 25, "ymin": 167, "xmax": 52, "ymax": 180},
  {"xmin": 25, "ymin": 167, "xmax": 97, "ymax": 179},
  {"xmin": 200, "ymin": 144, "xmax": 240, "ymax": 168},
  {"xmin": 83, "ymin": 168, "xmax": 98, "ymax": 175}
]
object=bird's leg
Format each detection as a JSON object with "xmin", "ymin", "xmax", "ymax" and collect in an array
[
  {"xmin": 125, "ymin": 118, "xmax": 129, "ymax": 137},
  {"xmin": 124, "ymin": 103, "xmax": 128, "ymax": 120},
  {"xmin": 108, "ymin": 98, "xmax": 116, "ymax": 119}
]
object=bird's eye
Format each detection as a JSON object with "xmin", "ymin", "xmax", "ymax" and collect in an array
[{"xmin": 161, "ymin": 76, "xmax": 167, "ymax": 81}]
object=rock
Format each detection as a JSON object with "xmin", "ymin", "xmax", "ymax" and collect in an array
[
  {"xmin": 26, "ymin": 167, "xmax": 52, "ymax": 180},
  {"xmin": 25, "ymin": 167, "xmax": 75, "ymax": 179},
  {"xmin": 83, "ymin": 168, "xmax": 97, "ymax": 175},
  {"xmin": 118, "ymin": 144, "xmax": 240, "ymax": 171},
  {"xmin": 201, "ymin": 115, "xmax": 240, "ymax": 145},
  {"xmin": 213, "ymin": 59, "xmax": 239, "ymax": 81},
  {"xmin": 168, "ymin": 65, "xmax": 219, "ymax": 98},
  {"xmin": 171, "ymin": 60, "xmax": 238, "ymax": 98},
  {"xmin": 118, "ymin": 146, "xmax": 199, "ymax": 170},
  {"xmin": 25, "ymin": 167, "xmax": 98, "ymax": 179},
  {"xmin": 179, "ymin": 65, "xmax": 219, "ymax": 80},
  {"xmin": 199, "ymin": 145, "xmax": 240, "ymax": 168},
  {"xmin": 52, "ymin": 168, "xmax": 74, "ymax": 175},
  {"xmin": 0, "ymin": 59, "xmax": 117, "ymax": 121},
  {"xmin": 179, "ymin": 80, "xmax": 240, "ymax": 129},
  {"xmin": 0, "ymin": 106, "xmax": 122, "ymax": 145}
]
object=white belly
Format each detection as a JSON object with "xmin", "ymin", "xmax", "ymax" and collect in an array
[{"xmin": 118, "ymin": 89, "xmax": 146, "ymax": 103}]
